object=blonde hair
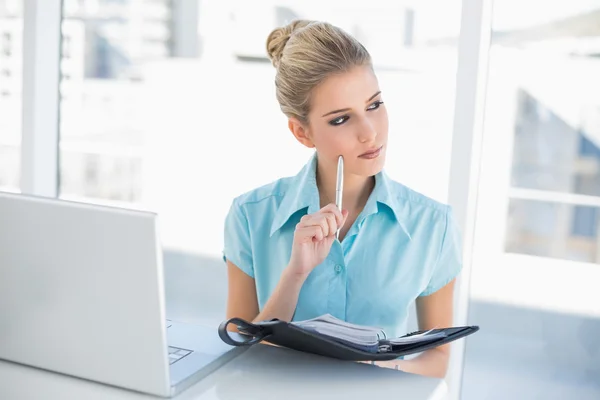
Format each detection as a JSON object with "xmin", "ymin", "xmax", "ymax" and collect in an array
[{"xmin": 266, "ymin": 20, "xmax": 372, "ymax": 123}]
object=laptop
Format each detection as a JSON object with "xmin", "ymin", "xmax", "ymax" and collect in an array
[{"xmin": 0, "ymin": 191, "xmax": 247, "ymax": 397}]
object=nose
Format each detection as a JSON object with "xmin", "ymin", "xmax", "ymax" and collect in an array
[{"xmin": 357, "ymin": 118, "xmax": 377, "ymax": 143}]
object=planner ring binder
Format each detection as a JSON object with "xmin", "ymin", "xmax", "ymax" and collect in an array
[{"xmin": 218, "ymin": 314, "xmax": 479, "ymax": 362}]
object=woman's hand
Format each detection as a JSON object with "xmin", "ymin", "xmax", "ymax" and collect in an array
[{"xmin": 287, "ymin": 203, "xmax": 348, "ymax": 278}]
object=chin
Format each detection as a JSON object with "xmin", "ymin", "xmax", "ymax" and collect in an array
[{"xmin": 354, "ymin": 155, "xmax": 386, "ymax": 177}]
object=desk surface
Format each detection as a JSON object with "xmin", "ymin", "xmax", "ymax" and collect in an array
[{"xmin": 0, "ymin": 344, "xmax": 447, "ymax": 400}]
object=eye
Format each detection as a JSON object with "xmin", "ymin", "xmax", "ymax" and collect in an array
[
  {"xmin": 367, "ymin": 100, "xmax": 384, "ymax": 111},
  {"xmin": 328, "ymin": 115, "xmax": 349, "ymax": 126}
]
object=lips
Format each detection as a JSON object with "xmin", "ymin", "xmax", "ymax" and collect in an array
[{"xmin": 359, "ymin": 145, "xmax": 383, "ymax": 159}]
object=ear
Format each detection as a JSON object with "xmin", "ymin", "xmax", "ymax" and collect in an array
[{"xmin": 288, "ymin": 118, "xmax": 315, "ymax": 149}]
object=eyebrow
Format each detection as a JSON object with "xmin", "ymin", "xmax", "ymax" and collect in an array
[{"xmin": 321, "ymin": 91, "xmax": 382, "ymax": 117}]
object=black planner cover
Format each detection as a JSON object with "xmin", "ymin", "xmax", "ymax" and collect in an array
[{"xmin": 218, "ymin": 316, "xmax": 479, "ymax": 362}]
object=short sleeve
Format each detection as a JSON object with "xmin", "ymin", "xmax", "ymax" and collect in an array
[
  {"xmin": 222, "ymin": 199, "xmax": 254, "ymax": 278},
  {"xmin": 419, "ymin": 206, "xmax": 463, "ymax": 297}
]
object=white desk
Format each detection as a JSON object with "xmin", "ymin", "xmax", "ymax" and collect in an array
[
  {"xmin": 0, "ymin": 344, "xmax": 447, "ymax": 400},
  {"xmin": 0, "ymin": 254, "xmax": 446, "ymax": 399}
]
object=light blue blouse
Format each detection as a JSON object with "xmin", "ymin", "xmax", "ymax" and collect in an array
[{"xmin": 223, "ymin": 153, "xmax": 462, "ymax": 338}]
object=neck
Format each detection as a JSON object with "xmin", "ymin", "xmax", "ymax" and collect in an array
[{"xmin": 315, "ymin": 158, "xmax": 375, "ymax": 213}]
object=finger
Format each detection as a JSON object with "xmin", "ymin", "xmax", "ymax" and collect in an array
[
  {"xmin": 321, "ymin": 203, "xmax": 344, "ymax": 226},
  {"xmin": 302, "ymin": 215, "xmax": 332, "ymax": 237},
  {"xmin": 310, "ymin": 225, "xmax": 325, "ymax": 242},
  {"xmin": 295, "ymin": 226, "xmax": 320, "ymax": 243},
  {"xmin": 299, "ymin": 214, "xmax": 311, "ymax": 225},
  {"xmin": 295, "ymin": 225, "xmax": 324, "ymax": 243},
  {"xmin": 317, "ymin": 216, "xmax": 330, "ymax": 238},
  {"xmin": 296, "ymin": 214, "xmax": 316, "ymax": 230},
  {"xmin": 324, "ymin": 213, "xmax": 337, "ymax": 237},
  {"xmin": 340, "ymin": 209, "xmax": 349, "ymax": 228}
]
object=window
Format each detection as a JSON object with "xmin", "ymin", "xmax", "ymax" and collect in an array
[
  {"xmin": 463, "ymin": 5, "xmax": 600, "ymax": 400},
  {"xmin": 59, "ymin": 0, "xmax": 462, "ymax": 256},
  {"xmin": 501, "ymin": 10, "xmax": 600, "ymax": 264},
  {"xmin": 507, "ymin": 90, "xmax": 600, "ymax": 263},
  {"xmin": 0, "ymin": 0, "xmax": 22, "ymax": 190},
  {"xmin": 506, "ymin": 199, "xmax": 600, "ymax": 263},
  {"xmin": 59, "ymin": 0, "xmax": 150, "ymax": 203},
  {"xmin": 474, "ymin": 2, "xmax": 600, "ymax": 265},
  {"xmin": 468, "ymin": 0, "xmax": 600, "ymax": 324}
]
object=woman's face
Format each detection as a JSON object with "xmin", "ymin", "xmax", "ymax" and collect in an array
[{"xmin": 298, "ymin": 65, "xmax": 389, "ymax": 177}]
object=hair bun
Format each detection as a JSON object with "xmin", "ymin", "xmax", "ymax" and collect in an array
[{"xmin": 266, "ymin": 20, "xmax": 311, "ymax": 68}]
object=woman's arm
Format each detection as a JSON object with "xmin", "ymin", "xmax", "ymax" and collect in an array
[
  {"xmin": 225, "ymin": 261, "xmax": 259, "ymax": 326},
  {"xmin": 225, "ymin": 203, "xmax": 347, "ymax": 330},
  {"xmin": 399, "ymin": 278, "xmax": 455, "ymax": 378},
  {"xmin": 374, "ymin": 278, "xmax": 456, "ymax": 378},
  {"xmin": 225, "ymin": 260, "xmax": 307, "ymax": 329}
]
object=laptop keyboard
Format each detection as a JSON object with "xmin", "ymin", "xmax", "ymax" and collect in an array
[{"xmin": 168, "ymin": 346, "xmax": 192, "ymax": 365}]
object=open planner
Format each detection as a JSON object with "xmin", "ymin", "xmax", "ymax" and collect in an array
[{"xmin": 218, "ymin": 314, "xmax": 479, "ymax": 361}]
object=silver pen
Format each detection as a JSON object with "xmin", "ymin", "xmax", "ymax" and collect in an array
[{"xmin": 335, "ymin": 155, "xmax": 344, "ymax": 240}]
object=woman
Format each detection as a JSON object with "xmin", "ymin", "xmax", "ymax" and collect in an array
[{"xmin": 222, "ymin": 20, "xmax": 462, "ymax": 378}]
